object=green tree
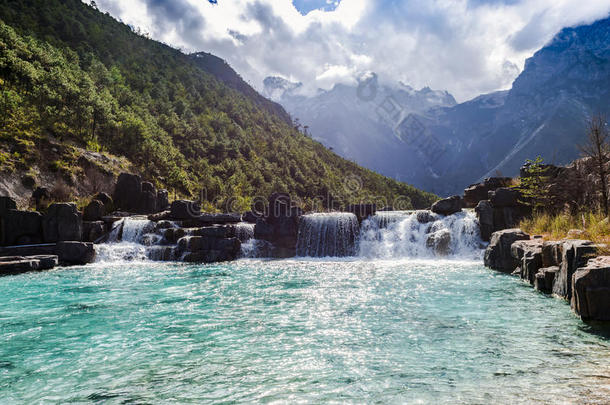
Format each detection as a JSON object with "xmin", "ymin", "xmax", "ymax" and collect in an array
[{"xmin": 518, "ymin": 156, "xmax": 550, "ymax": 212}]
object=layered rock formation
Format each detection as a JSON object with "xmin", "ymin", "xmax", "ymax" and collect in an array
[{"xmin": 485, "ymin": 229, "xmax": 609, "ymax": 321}]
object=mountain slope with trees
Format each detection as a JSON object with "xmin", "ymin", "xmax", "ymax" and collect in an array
[{"xmin": 0, "ymin": 0, "xmax": 437, "ymax": 210}]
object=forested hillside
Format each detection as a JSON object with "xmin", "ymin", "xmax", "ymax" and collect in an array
[{"xmin": 0, "ymin": 0, "xmax": 437, "ymax": 210}]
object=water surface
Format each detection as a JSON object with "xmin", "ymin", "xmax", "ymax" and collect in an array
[{"xmin": 1, "ymin": 259, "xmax": 609, "ymax": 403}]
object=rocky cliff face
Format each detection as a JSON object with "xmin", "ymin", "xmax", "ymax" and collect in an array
[{"xmin": 415, "ymin": 17, "xmax": 610, "ymax": 195}]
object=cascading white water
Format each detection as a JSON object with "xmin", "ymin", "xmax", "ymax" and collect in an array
[
  {"xmin": 358, "ymin": 210, "xmax": 484, "ymax": 259},
  {"xmin": 235, "ymin": 222, "xmax": 268, "ymax": 258},
  {"xmin": 296, "ymin": 213, "xmax": 360, "ymax": 257},
  {"xmin": 235, "ymin": 222, "xmax": 255, "ymax": 242},
  {"xmin": 95, "ymin": 218, "xmax": 173, "ymax": 262}
]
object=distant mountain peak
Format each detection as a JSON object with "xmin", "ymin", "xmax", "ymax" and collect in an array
[{"xmin": 262, "ymin": 76, "xmax": 303, "ymax": 101}]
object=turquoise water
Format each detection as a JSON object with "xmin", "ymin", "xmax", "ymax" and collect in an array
[{"xmin": 1, "ymin": 259, "xmax": 609, "ymax": 403}]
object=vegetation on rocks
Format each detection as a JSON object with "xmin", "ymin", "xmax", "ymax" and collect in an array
[{"xmin": 0, "ymin": 0, "xmax": 437, "ymax": 210}]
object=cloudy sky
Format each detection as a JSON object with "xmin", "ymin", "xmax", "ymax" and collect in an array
[{"xmin": 92, "ymin": 0, "xmax": 610, "ymax": 101}]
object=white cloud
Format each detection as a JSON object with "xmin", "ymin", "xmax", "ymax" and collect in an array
[{"xmin": 92, "ymin": 0, "xmax": 610, "ymax": 101}]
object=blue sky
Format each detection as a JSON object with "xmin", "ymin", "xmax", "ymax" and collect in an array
[
  {"xmin": 292, "ymin": 0, "xmax": 341, "ymax": 14},
  {"xmin": 93, "ymin": 0, "xmax": 610, "ymax": 101}
]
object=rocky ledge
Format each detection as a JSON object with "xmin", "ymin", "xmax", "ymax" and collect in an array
[{"xmin": 484, "ymin": 229, "xmax": 609, "ymax": 322}]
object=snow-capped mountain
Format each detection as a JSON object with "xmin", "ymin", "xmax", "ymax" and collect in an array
[
  {"xmin": 424, "ymin": 16, "xmax": 610, "ymax": 195},
  {"xmin": 262, "ymin": 73, "xmax": 457, "ymax": 191},
  {"xmin": 264, "ymin": 16, "xmax": 610, "ymax": 196}
]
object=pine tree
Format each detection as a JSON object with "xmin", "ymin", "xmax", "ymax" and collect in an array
[{"xmin": 518, "ymin": 156, "xmax": 550, "ymax": 212}]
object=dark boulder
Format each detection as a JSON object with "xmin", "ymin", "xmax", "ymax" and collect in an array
[
  {"xmin": 492, "ymin": 206, "xmax": 531, "ymax": 232},
  {"xmin": 139, "ymin": 190, "xmax": 157, "ymax": 214},
  {"xmin": 170, "ymin": 200, "xmax": 201, "ymax": 220},
  {"xmin": 431, "ymin": 196, "xmax": 464, "ymax": 216},
  {"xmin": 463, "ymin": 177, "xmax": 513, "ymax": 208},
  {"xmin": 534, "ymin": 266, "xmax": 559, "ymax": 294},
  {"xmin": 484, "ymin": 229, "xmax": 530, "ymax": 272},
  {"xmin": 21, "ymin": 175, "xmax": 36, "ymax": 189},
  {"xmin": 488, "ymin": 188, "xmax": 522, "ymax": 208},
  {"xmin": 252, "ymin": 194, "xmax": 302, "ymax": 257},
  {"xmin": 181, "ymin": 213, "xmax": 242, "ymax": 227},
  {"xmin": 192, "ymin": 226, "xmax": 236, "ymax": 239},
  {"xmin": 553, "ymin": 240, "xmax": 598, "ymax": 300},
  {"xmin": 542, "ymin": 241, "xmax": 563, "ymax": 268},
  {"xmin": 29, "ymin": 255, "xmax": 58, "ymax": 270},
  {"xmin": 82, "ymin": 221, "xmax": 106, "ymax": 243},
  {"xmin": 162, "ymin": 228, "xmax": 187, "ymax": 244},
  {"xmin": 346, "ymin": 204, "xmax": 377, "ymax": 222},
  {"xmin": 572, "ymin": 256, "xmax": 610, "ymax": 321},
  {"xmin": 254, "ymin": 218, "xmax": 274, "ymax": 241},
  {"xmin": 156, "ymin": 190, "xmax": 169, "ymax": 211},
  {"xmin": 416, "ymin": 210, "xmax": 436, "ymax": 224},
  {"xmin": 42, "ymin": 203, "xmax": 82, "ymax": 243},
  {"xmin": 475, "ymin": 201, "xmax": 494, "ymax": 241},
  {"xmin": 2, "ymin": 209, "xmax": 43, "ymax": 246},
  {"xmin": 83, "ymin": 200, "xmax": 105, "ymax": 222},
  {"xmin": 113, "ymin": 173, "xmax": 142, "ymax": 212},
  {"xmin": 56, "ymin": 241, "xmax": 95, "ymax": 265},
  {"xmin": 0, "ymin": 242, "xmax": 93, "ymax": 265},
  {"xmin": 511, "ymin": 239, "xmax": 543, "ymax": 283},
  {"xmin": 179, "ymin": 236, "xmax": 241, "ymax": 263},
  {"xmin": 0, "ymin": 197, "xmax": 18, "ymax": 246},
  {"xmin": 426, "ymin": 230, "xmax": 451, "ymax": 256},
  {"xmin": 148, "ymin": 211, "xmax": 170, "ymax": 222}
]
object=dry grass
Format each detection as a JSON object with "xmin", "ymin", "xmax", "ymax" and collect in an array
[{"xmin": 520, "ymin": 211, "xmax": 610, "ymax": 254}]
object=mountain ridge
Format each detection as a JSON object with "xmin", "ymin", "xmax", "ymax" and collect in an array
[
  {"xmin": 265, "ymin": 16, "xmax": 610, "ymax": 196},
  {"xmin": 0, "ymin": 0, "xmax": 438, "ymax": 209}
]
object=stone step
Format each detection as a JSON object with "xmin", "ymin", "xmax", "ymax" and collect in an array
[{"xmin": 0, "ymin": 254, "xmax": 58, "ymax": 275}]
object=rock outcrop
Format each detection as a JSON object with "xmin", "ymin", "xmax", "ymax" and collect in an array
[
  {"xmin": 484, "ymin": 229, "xmax": 530, "ymax": 272},
  {"xmin": 82, "ymin": 221, "xmax": 106, "ymax": 243},
  {"xmin": 426, "ymin": 229, "xmax": 451, "ymax": 256},
  {"xmin": 254, "ymin": 193, "xmax": 302, "ymax": 257},
  {"xmin": 431, "ymin": 196, "xmax": 464, "ymax": 216},
  {"xmin": 572, "ymin": 256, "xmax": 610, "ymax": 321},
  {"xmin": 552, "ymin": 240, "xmax": 598, "ymax": 300},
  {"xmin": 534, "ymin": 266, "xmax": 560, "ymax": 294},
  {"xmin": 1, "ymin": 209, "xmax": 43, "ymax": 246},
  {"xmin": 463, "ymin": 177, "xmax": 513, "ymax": 208},
  {"xmin": 83, "ymin": 200, "xmax": 105, "ymax": 222},
  {"xmin": 42, "ymin": 203, "xmax": 82, "ymax": 243},
  {"xmin": 0, "ymin": 254, "xmax": 58, "ymax": 276},
  {"xmin": 178, "ymin": 234, "xmax": 241, "ymax": 263},
  {"xmin": 472, "ymin": 186, "xmax": 531, "ymax": 242},
  {"xmin": 0, "ymin": 242, "xmax": 95, "ymax": 265},
  {"xmin": 113, "ymin": 173, "xmax": 167, "ymax": 214},
  {"xmin": 170, "ymin": 200, "xmax": 201, "ymax": 220}
]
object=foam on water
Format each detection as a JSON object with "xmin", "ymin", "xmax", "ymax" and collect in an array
[
  {"xmin": 359, "ymin": 210, "xmax": 484, "ymax": 260},
  {"xmin": 95, "ymin": 218, "xmax": 174, "ymax": 263}
]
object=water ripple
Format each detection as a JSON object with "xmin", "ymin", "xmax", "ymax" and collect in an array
[{"xmin": 0, "ymin": 259, "xmax": 609, "ymax": 403}]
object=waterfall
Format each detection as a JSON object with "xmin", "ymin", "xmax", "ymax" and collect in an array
[
  {"xmin": 358, "ymin": 210, "xmax": 484, "ymax": 259},
  {"xmin": 235, "ymin": 223, "xmax": 255, "ymax": 242},
  {"xmin": 236, "ymin": 222, "xmax": 273, "ymax": 258},
  {"xmin": 95, "ymin": 218, "xmax": 173, "ymax": 262},
  {"xmin": 296, "ymin": 213, "xmax": 360, "ymax": 257}
]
